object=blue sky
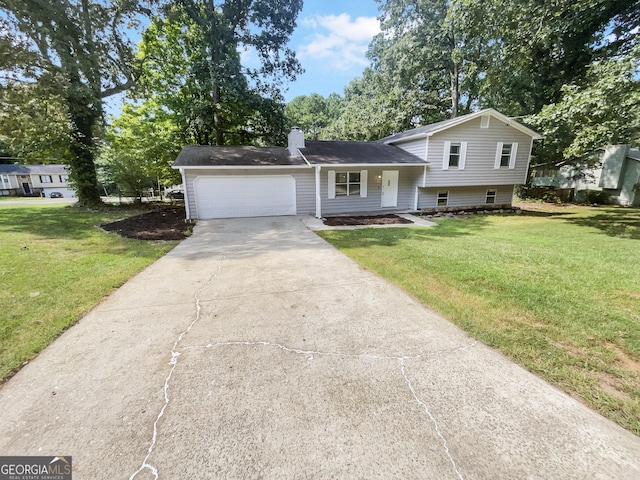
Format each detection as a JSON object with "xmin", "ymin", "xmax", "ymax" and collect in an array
[{"xmin": 281, "ymin": 0, "xmax": 381, "ymax": 101}]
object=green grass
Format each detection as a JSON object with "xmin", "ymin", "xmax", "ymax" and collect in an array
[
  {"xmin": 317, "ymin": 204, "xmax": 640, "ymax": 435},
  {"xmin": 0, "ymin": 203, "xmax": 179, "ymax": 382}
]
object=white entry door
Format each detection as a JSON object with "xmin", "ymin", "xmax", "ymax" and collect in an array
[{"xmin": 381, "ymin": 170, "xmax": 399, "ymax": 207}]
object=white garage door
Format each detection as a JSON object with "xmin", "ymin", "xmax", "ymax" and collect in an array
[{"xmin": 194, "ymin": 175, "xmax": 297, "ymax": 219}]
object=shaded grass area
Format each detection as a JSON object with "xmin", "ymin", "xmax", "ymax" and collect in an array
[
  {"xmin": 318, "ymin": 204, "xmax": 640, "ymax": 435},
  {"xmin": 0, "ymin": 204, "xmax": 179, "ymax": 383}
]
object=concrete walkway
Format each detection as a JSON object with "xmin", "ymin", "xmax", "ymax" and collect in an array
[{"xmin": 1, "ymin": 216, "xmax": 639, "ymax": 479}]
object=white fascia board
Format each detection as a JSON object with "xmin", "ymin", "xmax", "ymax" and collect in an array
[
  {"xmin": 385, "ymin": 108, "xmax": 543, "ymax": 143},
  {"xmin": 308, "ymin": 162, "xmax": 429, "ymax": 168},
  {"xmin": 174, "ymin": 164, "xmax": 312, "ymax": 170}
]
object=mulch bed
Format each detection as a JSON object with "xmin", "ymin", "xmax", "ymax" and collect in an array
[
  {"xmin": 101, "ymin": 207, "xmax": 189, "ymax": 240},
  {"xmin": 323, "ymin": 214, "xmax": 413, "ymax": 226}
]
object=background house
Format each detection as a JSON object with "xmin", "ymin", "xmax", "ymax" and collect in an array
[
  {"xmin": 529, "ymin": 145, "xmax": 640, "ymax": 206},
  {"xmin": 0, "ymin": 164, "xmax": 75, "ymax": 198},
  {"xmin": 174, "ymin": 109, "xmax": 541, "ymax": 220}
]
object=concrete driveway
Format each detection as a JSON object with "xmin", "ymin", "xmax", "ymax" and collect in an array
[{"xmin": 1, "ymin": 216, "xmax": 639, "ymax": 479}]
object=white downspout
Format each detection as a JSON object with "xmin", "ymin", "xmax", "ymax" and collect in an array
[
  {"xmin": 180, "ymin": 169, "xmax": 191, "ymax": 219},
  {"xmin": 315, "ymin": 165, "xmax": 322, "ymax": 218}
]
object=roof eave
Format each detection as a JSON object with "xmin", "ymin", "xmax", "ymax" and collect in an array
[{"xmin": 172, "ymin": 164, "xmax": 311, "ymax": 169}]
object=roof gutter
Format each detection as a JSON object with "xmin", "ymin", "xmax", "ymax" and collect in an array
[
  {"xmin": 172, "ymin": 164, "xmax": 311, "ymax": 170},
  {"xmin": 308, "ymin": 162, "xmax": 429, "ymax": 168}
]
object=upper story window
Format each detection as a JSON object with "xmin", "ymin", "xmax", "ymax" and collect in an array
[
  {"xmin": 494, "ymin": 142, "xmax": 518, "ymax": 169},
  {"xmin": 39, "ymin": 175, "xmax": 53, "ymax": 183},
  {"xmin": 442, "ymin": 141, "xmax": 467, "ymax": 170},
  {"xmin": 328, "ymin": 170, "xmax": 368, "ymax": 199},
  {"xmin": 59, "ymin": 175, "xmax": 69, "ymax": 183}
]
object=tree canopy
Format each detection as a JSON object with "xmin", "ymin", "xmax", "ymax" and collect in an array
[{"xmin": 0, "ymin": 0, "xmax": 149, "ymax": 205}]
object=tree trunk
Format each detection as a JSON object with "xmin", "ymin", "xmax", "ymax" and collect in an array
[
  {"xmin": 67, "ymin": 96, "xmax": 102, "ymax": 207},
  {"xmin": 450, "ymin": 63, "xmax": 459, "ymax": 118}
]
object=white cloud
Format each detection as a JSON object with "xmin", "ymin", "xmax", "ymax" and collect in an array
[{"xmin": 298, "ymin": 14, "xmax": 380, "ymax": 71}]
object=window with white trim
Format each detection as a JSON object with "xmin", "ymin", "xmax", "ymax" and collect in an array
[
  {"xmin": 443, "ymin": 141, "xmax": 467, "ymax": 170},
  {"xmin": 486, "ymin": 189, "xmax": 497, "ymax": 204},
  {"xmin": 39, "ymin": 175, "xmax": 53, "ymax": 183},
  {"xmin": 328, "ymin": 170, "xmax": 368, "ymax": 199},
  {"xmin": 494, "ymin": 142, "xmax": 518, "ymax": 169},
  {"xmin": 59, "ymin": 175, "xmax": 69, "ymax": 183},
  {"xmin": 1, "ymin": 175, "xmax": 9, "ymax": 188},
  {"xmin": 336, "ymin": 172, "xmax": 361, "ymax": 196},
  {"xmin": 437, "ymin": 190, "xmax": 449, "ymax": 206}
]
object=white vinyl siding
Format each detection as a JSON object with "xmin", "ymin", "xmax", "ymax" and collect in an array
[
  {"xmin": 494, "ymin": 142, "xmax": 518, "ymax": 169},
  {"xmin": 418, "ymin": 185, "xmax": 515, "ymax": 209},
  {"xmin": 321, "ymin": 167, "xmax": 422, "ymax": 215},
  {"xmin": 403, "ymin": 117, "xmax": 533, "ymax": 187}
]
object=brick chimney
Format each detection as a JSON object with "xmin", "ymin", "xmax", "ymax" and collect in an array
[{"xmin": 288, "ymin": 127, "xmax": 305, "ymax": 156}]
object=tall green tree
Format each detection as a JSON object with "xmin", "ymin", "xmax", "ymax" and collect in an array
[
  {"xmin": 525, "ymin": 46, "xmax": 640, "ymax": 168},
  {"xmin": 101, "ymin": 101, "xmax": 183, "ymax": 199},
  {"xmin": 0, "ymin": 0, "xmax": 149, "ymax": 205},
  {"xmin": 150, "ymin": 0, "xmax": 303, "ymax": 146},
  {"xmin": 457, "ymin": 0, "xmax": 639, "ymax": 114},
  {"xmin": 284, "ymin": 93, "xmax": 343, "ymax": 140},
  {"xmin": 0, "ymin": 84, "xmax": 72, "ymax": 162},
  {"xmin": 369, "ymin": 0, "xmax": 483, "ymax": 119}
]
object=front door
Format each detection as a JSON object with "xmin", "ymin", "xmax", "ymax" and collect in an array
[
  {"xmin": 381, "ymin": 170, "xmax": 399, "ymax": 207},
  {"xmin": 22, "ymin": 182, "xmax": 32, "ymax": 195}
]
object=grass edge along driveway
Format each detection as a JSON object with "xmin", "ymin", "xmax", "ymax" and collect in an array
[
  {"xmin": 317, "ymin": 204, "xmax": 640, "ymax": 436},
  {"xmin": 0, "ymin": 203, "xmax": 179, "ymax": 383}
]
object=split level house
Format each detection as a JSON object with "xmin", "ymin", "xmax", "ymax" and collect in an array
[
  {"xmin": 173, "ymin": 109, "xmax": 542, "ymax": 220},
  {"xmin": 0, "ymin": 163, "xmax": 74, "ymax": 198}
]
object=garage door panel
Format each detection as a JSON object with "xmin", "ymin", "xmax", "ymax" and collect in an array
[{"xmin": 194, "ymin": 175, "xmax": 297, "ymax": 219}]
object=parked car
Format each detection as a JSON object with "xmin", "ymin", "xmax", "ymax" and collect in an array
[
  {"xmin": 50, "ymin": 192, "xmax": 63, "ymax": 198},
  {"xmin": 166, "ymin": 189, "xmax": 184, "ymax": 200}
]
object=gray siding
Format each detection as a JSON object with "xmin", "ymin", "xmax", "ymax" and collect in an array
[
  {"xmin": 400, "ymin": 117, "xmax": 534, "ymax": 188},
  {"xmin": 183, "ymin": 168, "xmax": 315, "ymax": 219},
  {"xmin": 393, "ymin": 138, "xmax": 426, "ymax": 159},
  {"xmin": 320, "ymin": 167, "xmax": 423, "ymax": 215},
  {"xmin": 418, "ymin": 185, "xmax": 515, "ymax": 209}
]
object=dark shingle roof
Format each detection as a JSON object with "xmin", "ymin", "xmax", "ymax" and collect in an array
[
  {"xmin": 0, "ymin": 164, "xmax": 69, "ymax": 174},
  {"xmin": 173, "ymin": 146, "xmax": 307, "ymax": 167},
  {"xmin": 300, "ymin": 141, "xmax": 426, "ymax": 165}
]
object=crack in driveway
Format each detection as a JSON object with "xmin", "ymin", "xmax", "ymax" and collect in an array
[
  {"xmin": 133, "ymin": 329, "xmax": 476, "ymax": 479},
  {"xmin": 129, "ymin": 256, "xmax": 225, "ymax": 480}
]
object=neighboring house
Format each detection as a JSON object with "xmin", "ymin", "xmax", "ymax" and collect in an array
[
  {"xmin": 173, "ymin": 109, "xmax": 542, "ymax": 219},
  {"xmin": 0, "ymin": 163, "xmax": 75, "ymax": 198},
  {"xmin": 550, "ymin": 145, "xmax": 640, "ymax": 206}
]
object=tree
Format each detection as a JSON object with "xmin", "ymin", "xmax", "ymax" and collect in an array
[
  {"xmin": 525, "ymin": 46, "xmax": 640, "ymax": 168},
  {"xmin": 284, "ymin": 93, "xmax": 344, "ymax": 140},
  {"xmin": 456, "ymin": 0, "xmax": 640, "ymax": 114},
  {"xmin": 0, "ymin": 84, "xmax": 72, "ymax": 162},
  {"xmin": 102, "ymin": 101, "xmax": 183, "ymax": 199},
  {"xmin": 369, "ymin": 0, "xmax": 483, "ymax": 119},
  {"xmin": 149, "ymin": 0, "xmax": 303, "ymax": 146},
  {"xmin": 0, "ymin": 0, "xmax": 149, "ymax": 206}
]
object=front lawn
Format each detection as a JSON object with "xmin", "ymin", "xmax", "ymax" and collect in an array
[
  {"xmin": 317, "ymin": 203, "xmax": 640, "ymax": 435},
  {"xmin": 0, "ymin": 203, "xmax": 179, "ymax": 383}
]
